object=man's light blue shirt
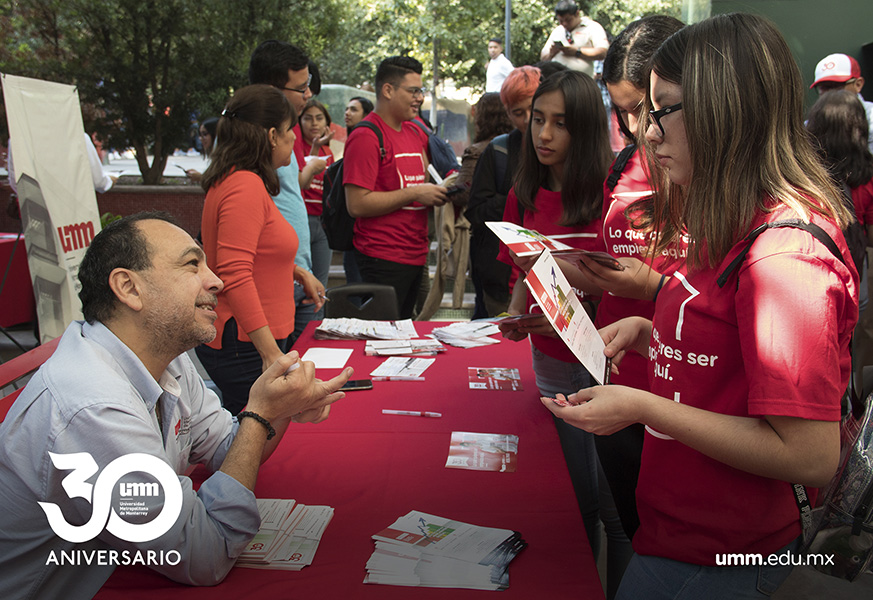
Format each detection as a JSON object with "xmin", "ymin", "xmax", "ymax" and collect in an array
[
  {"xmin": 275, "ymin": 160, "xmax": 312, "ymax": 270},
  {"xmin": 0, "ymin": 321, "xmax": 260, "ymax": 599}
]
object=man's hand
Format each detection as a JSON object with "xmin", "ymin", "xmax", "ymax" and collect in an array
[
  {"xmin": 409, "ymin": 184, "xmax": 448, "ymax": 207},
  {"xmin": 247, "ymin": 352, "xmax": 353, "ymax": 423}
]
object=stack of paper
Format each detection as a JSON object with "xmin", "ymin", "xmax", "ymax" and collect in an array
[
  {"xmin": 364, "ymin": 510, "xmax": 526, "ymax": 590},
  {"xmin": 370, "ymin": 357, "xmax": 435, "ymax": 379},
  {"xmin": 237, "ymin": 499, "xmax": 334, "ymax": 571},
  {"xmin": 364, "ymin": 339, "xmax": 446, "ymax": 356},
  {"xmin": 446, "ymin": 431, "xmax": 519, "ymax": 472},
  {"xmin": 430, "ymin": 321, "xmax": 502, "ymax": 348},
  {"xmin": 315, "ymin": 318, "xmax": 418, "ymax": 340}
]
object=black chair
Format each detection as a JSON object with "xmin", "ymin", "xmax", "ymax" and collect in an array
[{"xmin": 324, "ymin": 283, "xmax": 400, "ymax": 320}]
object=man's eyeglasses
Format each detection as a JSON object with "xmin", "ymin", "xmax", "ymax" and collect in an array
[
  {"xmin": 399, "ymin": 86, "xmax": 427, "ymax": 98},
  {"xmin": 283, "ymin": 74, "xmax": 312, "ymax": 95},
  {"xmin": 649, "ymin": 102, "xmax": 683, "ymax": 137}
]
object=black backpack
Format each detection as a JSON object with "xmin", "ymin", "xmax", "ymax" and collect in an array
[
  {"xmin": 321, "ymin": 121, "xmax": 383, "ymax": 251},
  {"xmin": 410, "ymin": 119, "xmax": 460, "ymax": 178}
]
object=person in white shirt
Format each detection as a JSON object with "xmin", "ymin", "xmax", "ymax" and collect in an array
[
  {"xmin": 540, "ymin": 0, "xmax": 608, "ymax": 78},
  {"xmin": 486, "ymin": 38, "xmax": 514, "ymax": 93}
]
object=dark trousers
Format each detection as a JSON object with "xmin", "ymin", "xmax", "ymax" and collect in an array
[
  {"xmin": 594, "ymin": 423, "xmax": 644, "ymax": 539},
  {"xmin": 195, "ymin": 318, "xmax": 292, "ymax": 415},
  {"xmin": 354, "ymin": 250, "xmax": 424, "ymax": 319}
]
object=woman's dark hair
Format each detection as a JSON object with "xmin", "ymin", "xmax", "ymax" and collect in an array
[
  {"xmin": 473, "ymin": 92, "xmax": 513, "ymax": 143},
  {"xmin": 807, "ymin": 89, "xmax": 873, "ymax": 189},
  {"xmin": 513, "ymin": 70, "xmax": 613, "ymax": 226},
  {"xmin": 200, "ymin": 117, "xmax": 219, "ymax": 156},
  {"xmin": 201, "ymin": 85, "xmax": 295, "ymax": 196},
  {"xmin": 603, "ymin": 16, "xmax": 685, "ymax": 89},
  {"xmin": 350, "ymin": 96, "xmax": 374, "ymax": 116}
]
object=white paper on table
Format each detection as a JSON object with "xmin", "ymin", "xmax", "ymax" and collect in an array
[
  {"xmin": 369, "ymin": 356, "xmax": 435, "ymax": 378},
  {"xmin": 301, "ymin": 347, "xmax": 353, "ymax": 369},
  {"xmin": 524, "ymin": 249, "xmax": 609, "ymax": 384}
]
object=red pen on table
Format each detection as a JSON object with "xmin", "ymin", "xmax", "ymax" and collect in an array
[{"xmin": 382, "ymin": 409, "xmax": 442, "ymax": 418}]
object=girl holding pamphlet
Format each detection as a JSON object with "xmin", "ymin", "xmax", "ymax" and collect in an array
[
  {"xmin": 545, "ymin": 14, "xmax": 858, "ymax": 598},
  {"xmin": 495, "ymin": 69, "xmax": 623, "ymax": 592}
]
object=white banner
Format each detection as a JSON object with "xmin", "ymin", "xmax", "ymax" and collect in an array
[{"xmin": 2, "ymin": 73, "xmax": 102, "ymax": 343}]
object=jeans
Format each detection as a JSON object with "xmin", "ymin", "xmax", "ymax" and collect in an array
[
  {"xmin": 616, "ymin": 538, "xmax": 801, "ymax": 600},
  {"xmin": 292, "ymin": 281, "xmax": 318, "ymax": 344},
  {"xmin": 195, "ymin": 318, "xmax": 292, "ymax": 415},
  {"xmin": 308, "ymin": 214, "xmax": 332, "ymax": 290},
  {"xmin": 532, "ymin": 344, "xmax": 601, "ymax": 557}
]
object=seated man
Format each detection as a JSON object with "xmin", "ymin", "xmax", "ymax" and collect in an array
[{"xmin": 0, "ymin": 212, "xmax": 352, "ymax": 599}]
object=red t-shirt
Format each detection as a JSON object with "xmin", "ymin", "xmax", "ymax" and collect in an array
[
  {"xmin": 200, "ymin": 170, "xmax": 298, "ymax": 348},
  {"xmin": 343, "ymin": 113, "xmax": 430, "ymax": 266},
  {"xmin": 593, "ymin": 148, "xmax": 685, "ymax": 391},
  {"xmin": 634, "ymin": 203, "xmax": 858, "ymax": 565},
  {"xmin": 851, "ymin": 178, "xmax": 873, "ymax": 227},
  {"xmin": 498, "ymin": 186, "xmax": 602, "ymax": 361},
  {"xmin": 292, "ymin": 124, "xmax": 334, "ymax": 217}
]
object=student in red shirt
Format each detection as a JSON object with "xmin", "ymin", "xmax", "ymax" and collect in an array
[
  {"xmin": 344, "ymin": 56, "xmax": 448, "ymax": 318},
  {"xmin": 495, "ymin": 70, "xmax": 615, "ymax": 584},
  {"xmin": 545, "ymin": 14, "xmax": 858, "ymax": 598},
  {"xmin": 294, "ymin": 99, "xmax": 335, "ymax": 291},
  {"xmin": 196, "ymin": 85, "xmax": 324, "ymax": 415}
]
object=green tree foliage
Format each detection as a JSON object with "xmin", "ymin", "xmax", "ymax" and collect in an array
[
  {"xmin": 1, "ymin": 0, "xmax": 680, "ymax": 183},
  {"xmin": 0, "ymin": 0, "xmax": 346, "ymax": 183}
]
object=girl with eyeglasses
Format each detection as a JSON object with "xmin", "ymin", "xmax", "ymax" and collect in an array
[{"xmin": 544, "ymin": 14, "xmax": 858, "ymax": 598}]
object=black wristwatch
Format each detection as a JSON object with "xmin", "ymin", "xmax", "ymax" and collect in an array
[{"xmin": 575, "ymin": 50, "xmax": 583, "ymax": 58}]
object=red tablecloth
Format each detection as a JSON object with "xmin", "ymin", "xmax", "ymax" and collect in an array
[
  {"xmin": 0, "ymin": 234, "xmax": 35, "ymax": 327},
  {"xmin": 97, "ymin": 321, "xmax": 604, "ymax": 600}
]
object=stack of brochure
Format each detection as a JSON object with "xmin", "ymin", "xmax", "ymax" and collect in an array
[
  {"xmin": 430, "ymin": 321, "xmax": 502, "ymax": 348},
  {"xmin": 364, "ymin": 510, "xmax": 526, "ymax": 590},
  {"xmin": 315, "ymin": 318, "xmax": 418, "ymax": 340},
  {"xmin": 237, "ymin": 499, "xmax": 334, "ymax": 571},
  {"xmin": 364, "ymin": 339, "xmax": 446, "ymax": 356}
]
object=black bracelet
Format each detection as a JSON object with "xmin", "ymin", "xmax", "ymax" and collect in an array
[
  {"xmin": 238, "ymin": 411, "xmax": 276, "ymax": 440},
  {"xmin": 652, "ymin": 273, "xmax": 667, "ymax": 302}
]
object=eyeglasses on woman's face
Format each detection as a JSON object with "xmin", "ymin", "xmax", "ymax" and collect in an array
[{"xmin": 649, "ymin": 102, "xmax": 683, "ymax": 137}]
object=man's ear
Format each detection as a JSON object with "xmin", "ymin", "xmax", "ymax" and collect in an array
[
  {"xmin": 381, "ymin": 82, "xmax": 394, "ymax": 101},
  {"xmin": 853, "ymin": 77, "xmax": 865, "ymax": 94},
  {"xmin": 108, "ymin": 268, "xmax": 145, "ymax": 312}
]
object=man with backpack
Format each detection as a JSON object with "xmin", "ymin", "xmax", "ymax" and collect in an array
[{"xmin": 343, "ymin": 56, "xmax": 448, "ymax": 318}]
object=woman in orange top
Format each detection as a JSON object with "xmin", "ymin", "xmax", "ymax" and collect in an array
[{"xmin": 196, "ymin": 84, "xmax": 324, "ymax": 414}]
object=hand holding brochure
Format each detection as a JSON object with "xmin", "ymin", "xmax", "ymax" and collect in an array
[{"xmin": 524, "ymin": 249, "xmax": 610, "ymax": 384}]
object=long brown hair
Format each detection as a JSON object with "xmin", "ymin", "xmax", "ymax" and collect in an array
[
  {"xmin": 807, "ymin": 89, "xmax": 873, "ymax": 189},
  {"xmin": 202, "ymin": 84, "xmax": 296, "ymax": 196},
  {"xmin": 641, "ymin": 13, "xmax": 853, "ymax": 269},
  {"xmin": 513, "ymin": 70, "xmax": 612, "ymax": 226}
]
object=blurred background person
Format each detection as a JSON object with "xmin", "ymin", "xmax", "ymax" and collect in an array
[
  {"xmin": 294, "ymin": 99, "xmax": 335, "ymax": 295},
  {"xmin": 342, "ymin": 95, "xmax": 376, "ymax": 284},
  {"xmin": 485, "ymin": 37, "xmax": 514, "ymax": 93},
  {"xmin": 466, "ymin": 66, "xmax": 541, "ymax": 318},
  {"xmin": 184, "ymin": 117, "xmax": 218, "ymax": 182}
]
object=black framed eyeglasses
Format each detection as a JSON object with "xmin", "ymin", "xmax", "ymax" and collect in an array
[
  {"xmin": 649, "ymin": 102, "xmax": 683, "ymax": 137},
  {"xmin": 283, "ymin": 74, "xmax": 312, "ymax": 95}
]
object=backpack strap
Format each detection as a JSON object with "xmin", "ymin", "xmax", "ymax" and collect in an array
[
  {"xmin": 356, "ymin": 120, "xmax": 385, "ymax": 160},
  {"xmin": 716, "ymin": 219, "xmax": 844, "ymax": 289},
  {"xmin": 714, "ymin": 218, "xmax": 852, "ymax": 543},
  {"xmin": 605, "ymin": 144, "xmax": 637, "ymax": 193}
]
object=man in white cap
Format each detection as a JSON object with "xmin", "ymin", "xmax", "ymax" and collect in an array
[{"xmin": 811, "ymin": 53, "xmax": 873, "ymax": 152}]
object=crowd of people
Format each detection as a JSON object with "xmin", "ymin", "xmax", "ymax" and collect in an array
[{"xmin": 0, "ymin": 2, "xmax": 870, "ymax": 599}]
